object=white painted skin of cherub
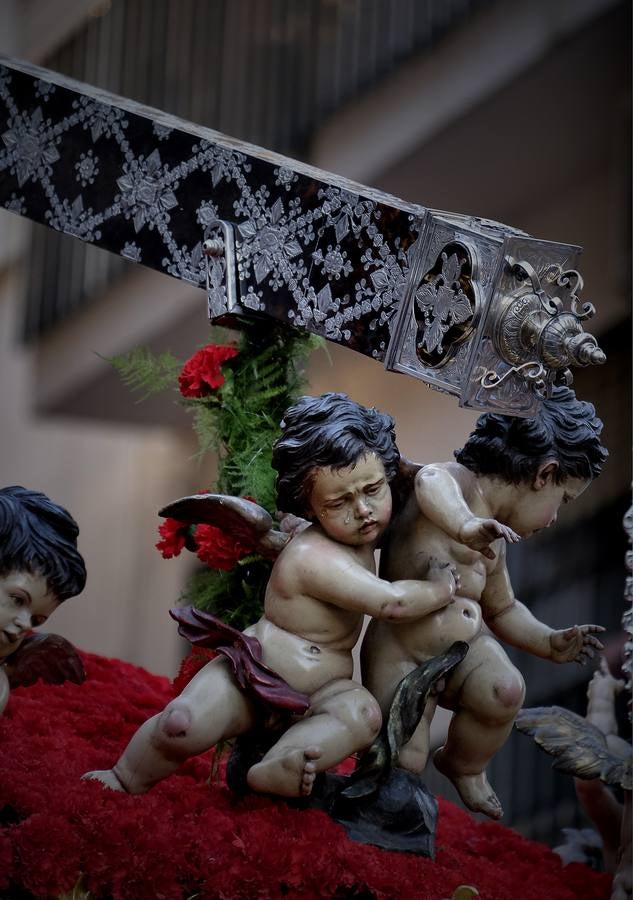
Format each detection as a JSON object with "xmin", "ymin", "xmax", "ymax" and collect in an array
[
  {"xmin": 85, "ymin": 451, "xmax": 458, "ymax": 799},
  {"xmin": 362, "ymin": 458, "xmax": 605, "ymax": 820},
  {"xmin": 0, "ymin": 572, "xmax": 60, "ymax": 713},
  {"xmin": 363, "ymin": 388, "xmax": 608, "ymax": 819}
]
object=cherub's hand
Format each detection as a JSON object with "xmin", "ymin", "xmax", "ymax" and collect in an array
[
  {"xmin": 457, "ymin": 516, "xmax": 521, "ymax": 560},
  {"xmin": 588, "ymin": 656, "xmax": 625, "ymax": 699},
  {"xmin": 276, "ymin": 511, "xmax": 311, "ymax": 537},
  {"xmin": 427, "ymin": 557, "xmax": 460, "ymax": 599},
  {"xmin": 549, "ymin": 624, "xmax": 605, "ymax": 664}
]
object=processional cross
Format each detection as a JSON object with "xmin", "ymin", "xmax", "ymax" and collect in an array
[{"xmin": 0, "ymin": 56, "xmax": 605, "ymax": 414}]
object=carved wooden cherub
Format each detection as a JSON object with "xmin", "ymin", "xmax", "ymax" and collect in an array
[
  {"xmin": 0, "ymin": 486, "xmax": 87, "ymax": 713},
  {"xmin": 517, "ymin": 658, "xmax": 631, "ymax": 900},
  {"xmin": 85, "ymin": 393, "xmax": 458, "ymax": 799},
  {"xmin": 362, "ymin": 387, "xmax": 608, "ymax": 820}
]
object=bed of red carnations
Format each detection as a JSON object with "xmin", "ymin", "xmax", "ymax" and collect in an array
[{"xmin": 0, "ymin": 651, "xmax": 612, "ymax": 899}]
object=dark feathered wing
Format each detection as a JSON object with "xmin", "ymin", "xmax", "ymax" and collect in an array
[
  {"xmin": 159, "ymin": 493, "xmax": 288, "ymax": 558},
  {"xmin": 515, "ymin": 706, "xmax": 632, "ymax": 789}
]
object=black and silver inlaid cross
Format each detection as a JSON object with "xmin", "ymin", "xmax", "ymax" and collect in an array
[{"xmin": 0, "ymin": 56, "xmax": 604, "ymax": 415}]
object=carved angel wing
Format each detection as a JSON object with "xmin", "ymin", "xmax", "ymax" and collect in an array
[
  {"xmin": 159, "ymin": 493, "xmax": 289, "ymax": 559},
  {"xmin": 515, "ymin": 706, "xmax": 632, "ymax": 790},
  {"xmin": 5, "ymin": 633, "xmax": 86, "ymax": 688}
]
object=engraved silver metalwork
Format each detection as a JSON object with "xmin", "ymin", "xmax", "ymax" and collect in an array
[
  {"xmin": 203, "ymin": 220, "xmax": 239, "ymax": 318},
  {"xmin": 413, "ymin": 244, "xmax": 475, "ymax": 367},
  {"xmin": 0, "ymin": 55, "xmax": 608, "ymax": 416},
  {"xmin": 492, "ymin": 258, "xmax": 605, "ymax": 390},
  {"xmin": 477, "ymin": 361, "xmax": 548, "ymax": 398}
]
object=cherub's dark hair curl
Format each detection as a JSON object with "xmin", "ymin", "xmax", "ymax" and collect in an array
[
  {"xmin": 0, "ymin": 486, "xmax": 87, "ymax": 601},
  {"xmin": 273, "ymin": 393, "xmax": 400, "ymax": 517},
  {"xmin": 454, "ymin": 387, "xmax": 608, "ymax": 483}
]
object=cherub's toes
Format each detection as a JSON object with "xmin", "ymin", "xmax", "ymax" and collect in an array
[{"xmin": 300, "ymin": 771, "xmax": 317, "ymax": 796}]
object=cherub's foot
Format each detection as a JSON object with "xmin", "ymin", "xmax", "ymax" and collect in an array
[
  {"xmin": 434, "ymin": 749, "xmax": 503, "ymax": 820},
  {"xmin": 246, "ymin": 746, "xmax": 322, "ymax": 798},
  {"xmin": 82, "ymin": 768, "xmax": 126, "ymax": 792}
]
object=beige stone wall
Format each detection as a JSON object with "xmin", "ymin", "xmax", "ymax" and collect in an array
[{"xmin": 0, "ymin": 264, "xmax": 199, "ymax": 676}]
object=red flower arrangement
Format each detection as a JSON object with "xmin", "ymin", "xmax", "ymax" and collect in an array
[
  {"xmin": 193, "ymin": 523, "xmax": 255, "ymax": 570},
  {"xmin": 155, "ymin": 517, "xmax": 191, "ymax": 559},
  {"xmin": 172, "ymin": 646, "xmax": 216, "ymax": 694},
  {"xmin": 178, "ymin": 344, "xmax": 239, "ymax": 398},
  {"xmin": 156, "ymin": 502, "xmax": 257, "ymax": 570},
  {"xmin": 0, "ymin": 653, "xmax": 613, "ymax": 899}
]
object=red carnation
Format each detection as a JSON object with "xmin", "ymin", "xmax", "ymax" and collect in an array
[
  {"xmin": 194, "ymin": 523, "xmax": 255, "ymax": 571},
  {"xmin": 155, "ymin": 517, "xmax": 190, "ymax": 559},
  {"xmin": 178, "ymin": 344, "xmax": 239, "ymax": 398},
  {"xmin": 172, "ymin": 647, "xmax": 216, "ymax": 695}
]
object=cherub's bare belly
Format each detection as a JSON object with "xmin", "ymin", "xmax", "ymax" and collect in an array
[
  {"xmin": 396, "ymin": 596, "xmax": 482, "ymax": 660},
  {"xmin": 246, "ymin": 617, "xmax": 354, "ymax": 696},
  {"xmin": 362, "ymin": 597, "xmax": 482, "ymax": 712}
]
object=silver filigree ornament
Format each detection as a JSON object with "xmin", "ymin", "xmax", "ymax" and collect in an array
[
  {"xmin": 121, "ymin": 241, "xmax": 141, "ymax": 262},
  {"xmin": 274, "ymin": 166, "xmax": 298, "ymax": 190},
  {"xmin": 312, "ymin": 246, "xmax": 352, "ymax": 280},
  {"xmin": 45, "ymin": 195, "xmax": 101, "ymax": 242},
  {"xmin": 414, "ymin": 251, "xmax": 473, "ymax": 358},
  {"xmin": 1, "ymin": 106, "xmax": 61, "ymax": 187},
  {"xmin": 164, "ymin": 241, "xmax": 207, "ymax": 286},
  {"xmin": 4, "ymin": 192, "xmax": 25, "ymax": 215},
  {"xmin": 75, "ymin": 96, "xmax": 128, "ymax": 143},
  {"xmin": 152, "ymin": 122, "xmax": 172, "ymax": 141},
  {"xmin": 34, "ymin": 79, "xmax": 55, "ymax": 101},
  {"xmin": 319, "ymin": 186, "xmax": 378, "ymax": 243},
  {"xmin": 481, "ymin": 258, "xmax": 606, "ymax": 397},
  {"xmin": 237, "ymin": 196, "xmax": 304, "ymax": 289},
  {"xmin": 116, "ymin": 148, "xmax": 179, "ymax": 233},
  {"xmin": 75, "ymin": 150, "xmax": 99, "ymax": 187}
]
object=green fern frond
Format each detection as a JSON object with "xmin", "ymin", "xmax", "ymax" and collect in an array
[
  {"xmin": 108, "ymin": 348, "xmax": 182, "ymax": 399},
  {"xmin": 115, "ymin": 316, "xmax": 324, "ymax": 625}
]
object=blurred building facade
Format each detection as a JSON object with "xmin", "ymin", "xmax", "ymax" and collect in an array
[{"xmin": 0, "ymin": 0, "xmax": 630, "ymax": 845}]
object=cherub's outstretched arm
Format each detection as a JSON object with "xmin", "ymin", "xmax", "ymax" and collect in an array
[
  {"xmin": 414, "ymin": 465, "xmax": 520, "ymax": 560},
  {"xmin": 482, "ymin": 544, "xmax": 604, "ymax": 663},
  {"xmin": 294, "ymin": 543, "xmax": 457, "ymax": 622}
]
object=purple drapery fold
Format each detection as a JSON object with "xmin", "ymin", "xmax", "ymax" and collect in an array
[{"xmin": 169, "ymin": 606, "xmax": 311, "ymax": 715}]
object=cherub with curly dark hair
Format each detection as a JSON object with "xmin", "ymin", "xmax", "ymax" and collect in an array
[
  {"xmin": 362, "ymin": 387, "xmax": 607, "ymax": 821},
  {"xmin": 0, "ymin": 486, "xmax": 87, "ymax": 712},
  {"xmin": 86, "ymin": 393, "xmax": 457, "ymax": 800}
]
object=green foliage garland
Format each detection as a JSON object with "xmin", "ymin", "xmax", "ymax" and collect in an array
[{"xmin": 111, "ymin": 316, "xmax": 322, "ymax": 630}]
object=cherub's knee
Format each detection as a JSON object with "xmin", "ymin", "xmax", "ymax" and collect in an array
[
  {"xmin": 355, "ymin": 692, "xmax": 382, "ymax": 742},
  {"xmin": 492, "ymin": 671, "xmax": 525, "ymax": 714},
  {"xmin": 366, "ymin": 695, "xmax": 383, "ymax": 735},
  {"xmin": 152, "ymin": 703, "xmax": 194, "ymax": 755},
  {"xmin": 332, "ymin": 687, "xmax": 382, "ymax": 742},
  {"xmin": 461, "ymin": 666, "xmax": 525, "ymax": 724},
  {"xmin": 163, "ymin": 705, "xmax": 192, "ymax": 737}
]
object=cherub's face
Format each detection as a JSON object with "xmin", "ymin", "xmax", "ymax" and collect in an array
[
  {"xmin": 308, "ymin": 452, "xmax": 392, "ymax": 547},
  {"xmin": 0, "ymin": 572, "xmax": 58, "ymax": 661},
  {"xmin": 507, "ymin": 473, "xmax": 590, "ymax": 538}
]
